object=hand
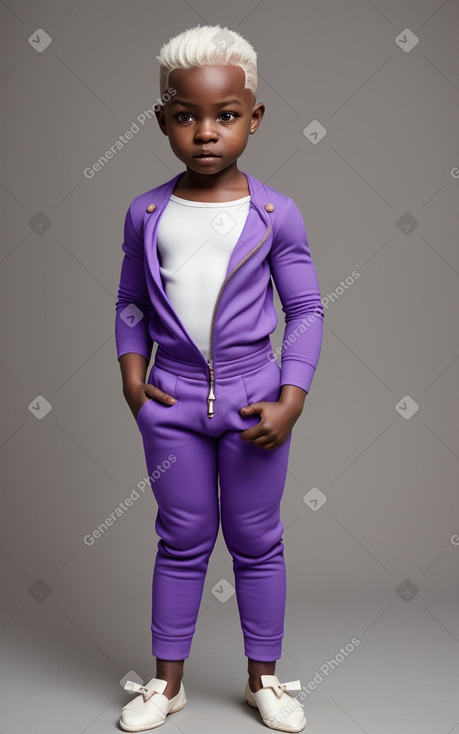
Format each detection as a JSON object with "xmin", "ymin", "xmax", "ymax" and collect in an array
[
  {"xmin": 240, "ymin": 384, "xmax": 307, "ymax": 450},
  {"xmin": 124, "ymin": 382, "xmax": 177, "ymax": 421},
  {"xmin": 239, "ymin": 400, "xmax": 302, "ymax": 451}
]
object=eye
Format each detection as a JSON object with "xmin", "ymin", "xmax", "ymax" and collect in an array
[
  {"xmin": 175, "ymin": 112, "xmax": 194, "ymax": 122},
  {"xmin": 219, "ymin": 111, "xmax": 238, "ymax": 121},
  {"xmin": 174, "ymin": 111, "xmax": 239, "ymax": 123}
]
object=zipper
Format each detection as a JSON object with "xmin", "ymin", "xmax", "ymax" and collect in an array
[
  {"xmin": 206, "ymin": 222, "xmax": 273, "ymax": 417},
  {"xmin": 207, "ymin": 360, "xmax": 216, "ymax": 417}
]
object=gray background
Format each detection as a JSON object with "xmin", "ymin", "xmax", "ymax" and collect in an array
[{"xmin": 1, "ymin": 0, "xmax": 458, "ymax": 732}]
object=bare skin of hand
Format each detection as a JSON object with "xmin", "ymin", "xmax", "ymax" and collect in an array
[
  {"xmin": 125, "ymin": 382, "xmax": 177, "ymax": 421},
  {"xmin": 118, "ymin": 353, "xmax": 176, "ymax": 421},
  {"xmin": 119, "ymin": 356, "xmax": 305, "ymax": 437},
  {"xmin": 239, "ymin": 384, "xmax": 307, "ymax": 451}
]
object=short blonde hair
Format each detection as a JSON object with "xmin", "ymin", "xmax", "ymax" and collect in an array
[{"xmin": 156, "ymin": 24, "xmax": 258, "ymax": 99}]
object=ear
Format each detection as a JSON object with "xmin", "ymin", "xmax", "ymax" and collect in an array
[
  {"xmin": 249, "ymin": 102, "xmax": 265, "ymax": 134},
  {"xmin": 155, "ymin": 105, "xmax": 168, "ymax": 136}
]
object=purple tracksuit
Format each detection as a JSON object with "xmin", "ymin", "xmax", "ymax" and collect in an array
[{"xmin": 115, "ymin": 170, "xmax": 324, "ymax": 661}]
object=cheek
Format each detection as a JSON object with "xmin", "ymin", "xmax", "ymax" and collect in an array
[
  {"xmin": 168, "ymin": 133, "xmax": 191, "ymax": 157},
  {"xmin": 227, "ymin": 124, "xmax": 250, "ymax": 145},
  {"xmin": 166, "ymin": 123, "xmax": 188, "ymax": 142},
  {"xmin": 169, "ymin": 134, "xmax": 184, "ymax": 149}
]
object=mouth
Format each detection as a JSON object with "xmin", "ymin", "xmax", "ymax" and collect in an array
[{"xmin": 194, "ymin": 152, "xmax": 220, "ymax": 158}]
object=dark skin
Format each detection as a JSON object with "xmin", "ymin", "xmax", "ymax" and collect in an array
[{"xmin": 119, "ymin": 64, "xmax": 307, "ymax": 699}]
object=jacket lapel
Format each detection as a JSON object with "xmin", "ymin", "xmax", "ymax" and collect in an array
[{"xmin": 143, "ymin": 171, "xmax": 271, "ymax": 301}]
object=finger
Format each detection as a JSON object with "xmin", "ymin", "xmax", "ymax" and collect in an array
[
  {"xmin": 248, "ymin": 435, "xmax": 280, "ymax": 451},
  {"xmin": 240, "ymin": 402, "xmax": 264, "ymax": 416},
  {"xmin": 240, "ymin": 423, "xmax": 269, "ymax": 442},
  {"xmin": 145, "ymin": 385, "xmax": 177, "ymax": 405},
  {"xmin": 257, "ymin": 434, "xmax": 288, "ymax": 450},
  {"xmin": 241, "ymin": 432, "xmax": 276, "ymax": 450},
  {"xmin": 240, "ymin": 423, "xmax": 284, "ymax": 447}
]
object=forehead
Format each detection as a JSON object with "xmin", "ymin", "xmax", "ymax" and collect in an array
[{"xmin": 167, "ymin": 64, "xmax": 253, "ymax": 106}]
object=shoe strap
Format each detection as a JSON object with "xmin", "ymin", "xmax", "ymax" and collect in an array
[
  {"xmin": 124, "ymin": 678, "xmax": 167, "ymax": 701},
  {"xmin": 260, "ymin": 675, "xmax": 304, "ymax": 705}
]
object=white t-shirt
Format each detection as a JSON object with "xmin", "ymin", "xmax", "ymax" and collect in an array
[{"xmin": 157, "ymin": 193, "xmax": 251, "ymax": 361}]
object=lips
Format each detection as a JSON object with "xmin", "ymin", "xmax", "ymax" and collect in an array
[{"xmin": 194, "ymin": 151, "xmax": 220, "ymax": 158}]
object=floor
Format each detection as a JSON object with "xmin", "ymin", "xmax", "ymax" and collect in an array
[{"xmin": 0, "ymin": 593, "xmax": 457, "ymax": 733}]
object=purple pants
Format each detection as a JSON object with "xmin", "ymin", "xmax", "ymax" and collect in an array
[{"xmin": 135, "ymin": 349, "xmax": 292, "ymax": 662}]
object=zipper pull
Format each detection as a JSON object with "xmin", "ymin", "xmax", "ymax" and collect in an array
[{"xmin": 207, "ymin": 360, "xmax": 215, "ymax": 418}]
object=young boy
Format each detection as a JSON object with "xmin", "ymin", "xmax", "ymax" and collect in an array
[{"xmin": 117, "ymin": 24, "xmax": 323, "ymax": 733}]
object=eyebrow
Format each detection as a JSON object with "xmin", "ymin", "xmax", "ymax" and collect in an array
[{"xmin": 169, "ymin": 98, "xmax": 243, "ymax": 108}]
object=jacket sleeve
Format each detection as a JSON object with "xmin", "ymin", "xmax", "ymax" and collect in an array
[
  {"xmin": 268, "ymin": 196, "xmax": 324, "ymax": 394},
  {"xmin": 114, "ymin": 201, "xmax": 155, "ymax": 361}
]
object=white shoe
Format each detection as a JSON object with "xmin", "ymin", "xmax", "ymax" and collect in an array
[
  {"xmin": 245, "ymin": 674, "xmax": 306, "ymax": 732},
  {"xmin": 120, "ymin": 677, "xmax": 186, "ymax": 731}
]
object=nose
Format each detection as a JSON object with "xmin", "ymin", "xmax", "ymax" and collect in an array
[{"xmin": 194, "ymin": 118, "xmax": 218, "ymax": 143}]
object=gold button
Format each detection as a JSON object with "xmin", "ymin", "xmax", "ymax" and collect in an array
[
  {"xmin": 146, "ymin": 203, "xmax": 156, "ymax": 213},
  {"xmin": 264, "ymin": 202, "xmax": 275, "ymax": 212}
]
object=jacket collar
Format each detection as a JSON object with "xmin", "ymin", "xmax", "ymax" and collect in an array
[{"xmin": 142, "ymin": 170, "xmax": 272, "ymax": 296}]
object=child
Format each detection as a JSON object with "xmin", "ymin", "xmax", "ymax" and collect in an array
[{"xmin": 116, "ymin": 24, "xmax": 324, "ymax": 733}]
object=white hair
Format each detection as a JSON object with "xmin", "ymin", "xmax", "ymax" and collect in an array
[{"xmin": 156, "ymin": 24, "xmax": 258, "ymax": 99}]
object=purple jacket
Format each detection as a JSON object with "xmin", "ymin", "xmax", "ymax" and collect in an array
[{"xmin": 115, "ymin": 170, "xmax": 324, "ymax": 401}]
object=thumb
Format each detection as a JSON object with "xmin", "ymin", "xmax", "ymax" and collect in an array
[{"xmin": 240, "ymin": 402, "xmax": 262, "ymax": 415}]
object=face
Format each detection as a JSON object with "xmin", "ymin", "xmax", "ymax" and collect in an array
[{"xmin": 155, "ymin": 64, "xmax": 264, "ymax": 175}]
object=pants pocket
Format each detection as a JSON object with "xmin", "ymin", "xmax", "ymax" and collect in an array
[
  {"xmin": 135, "ymin": 397, "xmax": 152, "ymax": 425},
  {"xmin": 241, "ymin": 359, "xmax": 282, "ymax": 407},
  {"xmin": 136, "ymin": 365, "xmax": 179, "ymax": 430}
]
